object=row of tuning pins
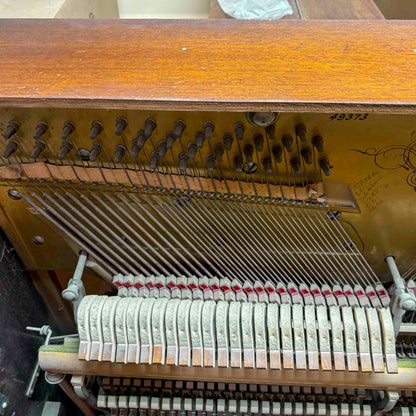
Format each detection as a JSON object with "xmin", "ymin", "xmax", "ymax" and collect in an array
[{"xmin": 2, "ymin": 120, "xmax": 76, "ymax": 160}]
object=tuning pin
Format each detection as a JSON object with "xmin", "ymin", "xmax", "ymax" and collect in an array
[
  {"xmin": 203, "ymin": 121, "xmax": 215, "ymax": 141},
  {"xmin": 3, "ymin": 139, "xmax": 18, "ymax": 158},
  {"xmin": 234, "ymin": 155, "xmax": 243, "ymax": 173},
  {"xmin": 253, "ymin": 134, "xmax": 264, "ymax": 152},
  {"xmin": 272, "ymin": 145, "xmax": 283, "ymax": 163},
  {"xmin": 319, "ymin": 157, "xmax": 332, "ymax": 176},
  {"xmin": 295, "ymin": 123, "xmax": 306, "ymax": 142},
  {"xmin": 244, "ymin": 144, "xmax": 254, "ymax": 163},
  {"xmin": 188, "ymin": 143, "xmax": 198, "ymax": 160},
  {"xmin": 58, "ymin": 141, "xmax": 73, "ymax": 159},
  {"xmin": 301, "ymin": 146, "xmax": 313, "ymax": 164},
  {"xmin": 30, "ymin": 141, "xmax": 45, "ymax": 158},
  {"xmin": 262, "ymin": 157, "xmax": 272, "ymax": 174},
  {"xmin": 115, "ymin": 117, "xmax": 127, "ymax": 136},
  {"xmin": 206, "ymin": 154, "xmax": 216, "ymax": 173},
  {"xmin": 312, "ymin": 135, "xmax": 324, "ymax": 152},
  {"xmin": 61, "ymin": 121, "xmax": 75, "ymax": 140},
  {"xmin": 144, "ymin": 119, "xmax": 157, "ymax": 138},
  {"xmin": 158, "ymin": 140, "xmax": 168, "ymax": 158},
  {"xmin": 90, "ymin": 142, "xmax": 102, "ymax": 161},
  {"xmin": 33, "ymin": 122, "xmax": 48, "ymax": 140},
  {"xmin": 3, "ymin": 121, "xmax": 19, "ymax": 140},
  {"xmin": 174, "ymin": 120, "xmax": 186, "ymax": 138},
  {"xmin": 290, "ymin": 157, "xmax": 302, "ymax": 175},
  {"xmin": 195, "ymin": 132, "xmax": 206, "ymax": 149},
  {"xmin": 164, "ymin": 132, "xmax": 175, "ymax": 150},
  {"xmin": 214, "ymin": 143, "xmax": 224, "ymax": 162},
  {"xmin": 282, "ymin": 135, "xmax": 293, "ymax": 152},
  {"xmin": 234, "ymin": 122, "xmax": 245, "ymax": 141},
  {"xmin": 178, "ymin": 153, "xmax": 188, "ymax": 174},
  {"xmin": 89, "ymin": 121, "xmax": 103, "ymax": 140},
  {"xmin": 114, "ymin": 144, "xmax": 127, "ymax": 163},
  {"xmin": 150, "ymin": 151, "xmax": 159, "ymax": 171},
  {"xmin": 223, "ymin": 133, "xmax": 234, "ymax": 151},
  {"xmin": 266, "ymin": 125, "xmax": 275, "ymax": 141}
]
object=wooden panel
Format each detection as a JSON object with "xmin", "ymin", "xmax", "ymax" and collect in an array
[
  {"xmin": 0, "ymin": 19, "xmax": 416, "ymax": 113},
  {"xmin": 297, "ymin": 0, "xmax": 384, "ymax": 19},
  {"xmin": 39, "ymin": 351, "xmax": 416, "ymax": 391}
]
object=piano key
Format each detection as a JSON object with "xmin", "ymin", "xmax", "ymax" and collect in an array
[
  {"xmin": 329, "ymin": 305, "xmax": 345, "ymax": 371},
  {"xmin": 216, "ymin": 301, "xmax": 230, "ymax": 367},
  {"xmin": 267, "ymin": 302, "xmax": 281, "ymax": 369},
  {"xmin": 139, "ymin": 297, "xmax": 156, "ymax": 364},
  {"xmin": 178, "ymin": 299, "xmax": 192, "ymax": 366},
  {"xmin": 283, "ymin": 401, "xmax": 292, "ymax": 415},
  {"xmin": 379, "ymin": 307, "xmax": 398, "ymax": 373},
  {"xmin": 165, "ymin": 298, "xmax": 180, "ymax": 365},
  {"xmin": 89, "ymin": 295, "xmax": 107, "ymax": 361},
  {"xmin": 152, "ymin": 297, "xmax": 169, "ymax": 364},
  {"xmin": 280, "ymin": 303, "xmax": 294, "ymax": 369},
  {"xmin": 229, "ymin": 301, "xmax": 242, "ymax": 368},
  {"xmin": 316, "ymin": 304, "xmax": 332, "ymax": 370},
  {"xmin": 241, "ymin": 302, "xmax": 255, "ymax": 368},
  {"xmin": 354, "ymin": 306, "xmax": 372, "ymax": 372},
  {"xmin": 190, "ymin": 299, "xmax": 204, "ymax": 367},
  {"xmin": 202, "ymin": 300, "xmax": 217, "ymax": 367},
  {"xmin": 254, "ymin": 302, "xmax": 267, "ymax": 368},
  {"xmin": 341, "ymin": 306, "xmax": 359, "ymax": 371},
  {"xmin": 366, "ymin": 307, "xmax": 384, "ymax": 372},
  {"xmin": 293, "ymin": 303, "xmax": 307, "ymax": 369},
  {"xmin": 304, "ymin": 304, "xmax": 319, "ymax": 370}
]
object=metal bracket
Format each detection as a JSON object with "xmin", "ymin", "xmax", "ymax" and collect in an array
[
  {"xmin": 386, "ymin": 256, "xmax": 416, "ymax": 337},
  {"xmin": 372, "ymin": 391, "xmax": 400, "ymax": 415},
  {"xmin": 25, "ymin": 325, "xmax": 53, "ymax": 398},
  {"xmin": 62, "ymin": 250, "xmax": 88, "ymax": 320}
]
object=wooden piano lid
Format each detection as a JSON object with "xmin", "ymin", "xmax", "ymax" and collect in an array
[{"xmin": 0, "ymin": 19, "xmax": 415, "ymax": 113}]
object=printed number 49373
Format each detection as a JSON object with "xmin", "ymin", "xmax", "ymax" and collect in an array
[{"xmin": 329, "ymin": 113, "xmax": 368, "ymax": 121}]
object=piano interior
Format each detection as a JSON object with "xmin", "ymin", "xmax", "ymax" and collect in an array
[{"xmin": 0, "ymin": 17, "xmax": 416, "ymax": 416}]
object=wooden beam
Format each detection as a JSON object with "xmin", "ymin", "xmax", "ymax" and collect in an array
[
  {"xmin": 0, "ymin": 19, "xmax": 415, "ymax": 113},
  {"xmin": 39, "ymin": 351, "xmax": 416, "ymax": 391}
]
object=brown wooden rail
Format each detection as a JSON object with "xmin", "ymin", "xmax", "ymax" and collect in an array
[
  {"xmin": 39, "ymin": 351, "xmax": 416, "ymax": 391},
  {"xmin": 0, "ymin": 19, "xmax": 416, "ymax": 113}
]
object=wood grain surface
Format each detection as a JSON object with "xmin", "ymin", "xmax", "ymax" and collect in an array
[
  {"xmin": 39, "ymin": 351, "xmax": 416, "ymax": 391},
  {"xmin": 0, "ymin": 19, "xmax": 416, "ymax": 113}
]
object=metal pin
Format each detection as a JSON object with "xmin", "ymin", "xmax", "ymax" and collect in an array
[
  {"xmin": 301, "ymin": 147, "xmax": 313, "ymax": 165},
  {"xmin": 114, "ymin": 144, "xmax": 127, "ymax": 163},
  {"xmin": 144, "ymin": 119, "xmax": 157, "ymax": 138},
  {"xmin": 319, "ymin": 158, "xmax": 332, "ymax": 176},
  {"xmin": 3, "ymin": 121, "xmax": 19, "ymax": 140},
  {"xmin": 61, "ymin": 121, "xmax": 75, "ymax": 140},
  {"xmin": 115, "ymin": 117, "xmax": 128, "ymax": 136},
  {"xmin": 30, "ymin": 141, "xmax": 45, "ymax": 158},
  {"xmin": 58, "ymin": 141, "xmax": 73, "ymax": 159},
  {"xmin": 282, "ymin": 135, "xmax": 293, "ymax": 153},
  {"xmin": 174, "ymin": 120, "xmax": 186, "ymax": 138},
  {"xmin": 89, "ymin": 142, "xmax": 102, "ymax": 162},
  {"xmin": 89, "ymin": 121, "xmax": 103, "ymax": 140},
  {"xmin": 33, "ymin": 121, "xmax": 48, "ymax": 140},
  {"xmin": 295, "ymin": 123, "xmax": 306, "ymax": 142},
  {"xmin": 203, "ymin": 121, "xmax": 215, "ymax": 141},
  {"xmin": 312, "ymin": 135, "xmax": 324, "ymax": 152}
]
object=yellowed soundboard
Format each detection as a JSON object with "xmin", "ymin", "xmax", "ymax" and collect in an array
[{"xmin": 0, "ymin": 108, "xmax": 414, "ymax": 281}]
